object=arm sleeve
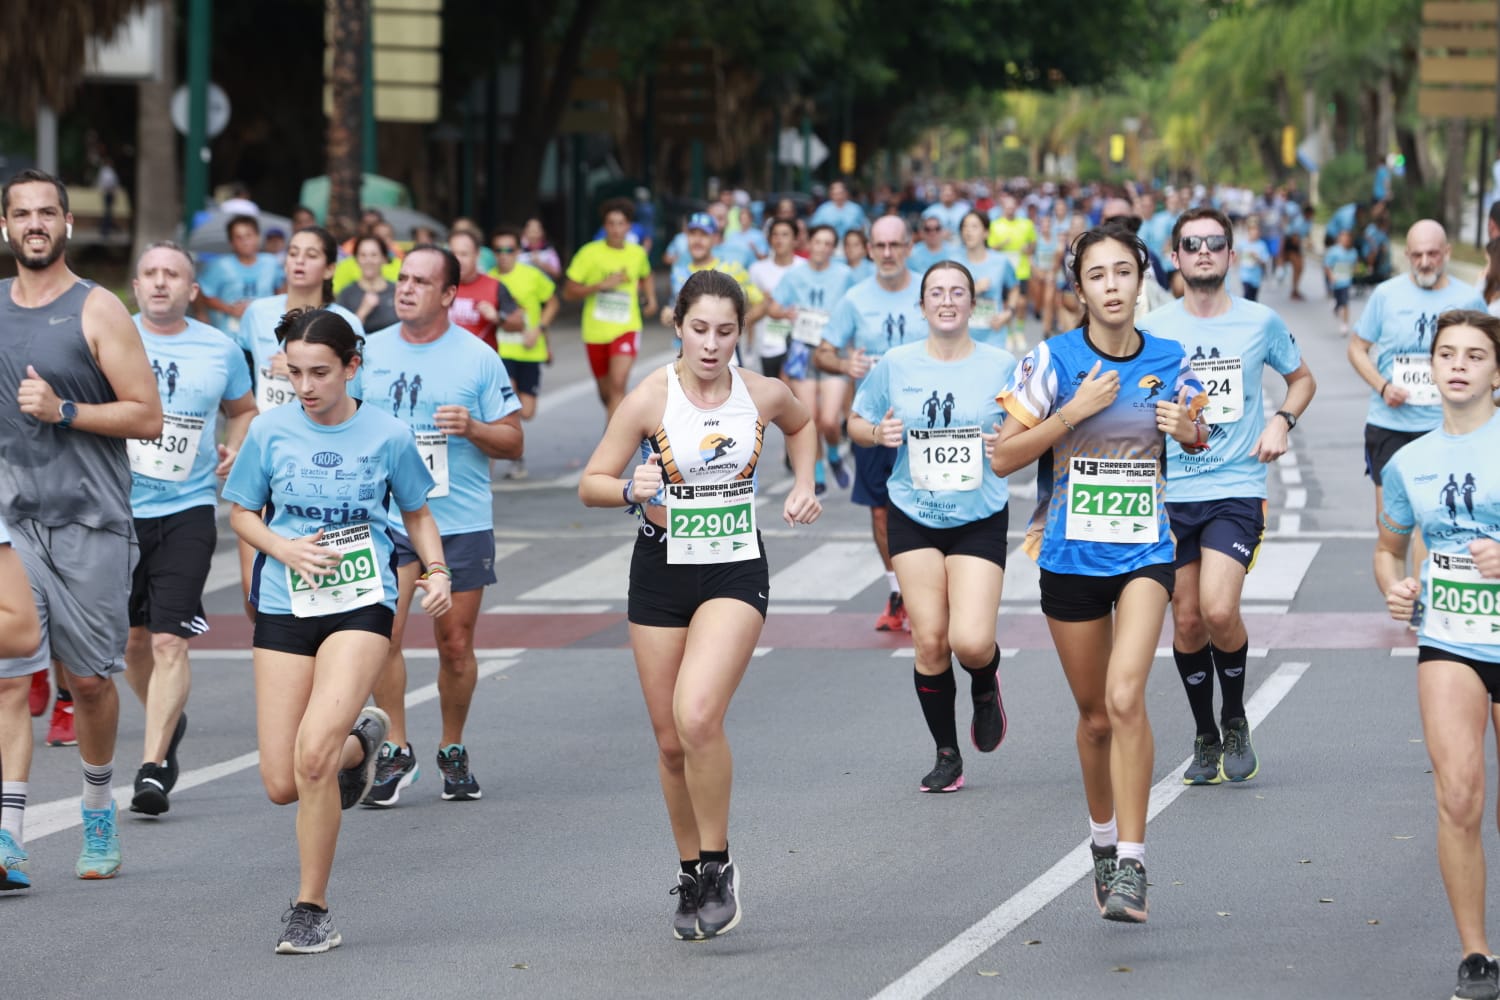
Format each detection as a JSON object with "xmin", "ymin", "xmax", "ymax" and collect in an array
[
  {"xmin": 996, "ymin": 343, "xmax": 1058, "ymax": 428},
  {"xmin": 1267, "ymin": 314, "xmax": 1303, "ymax": 376},
  {"xmin": 565, "ymin": 245, "xmax": 592, "ymax": 285},
  {"xmin": 850, "ymin": 357, "xmax": 890, "ymax": 423},
  {"xmin": 223, "ymin": 340, "xmax": 253, "ymax": 399},
  {"xmin": 1380, "ymin": 456, "xmax": 1414, "ymax": 531},
  {"xmin": 1354, "ymin": 287, "xmax": 1382, "ymax": 342},
  {"xmin": 828, "ymin": 297, "xmax": 857, "ymax": 351},
  {"xmin": 476, "ymin": 351, "xmax": 522, "ymax": 421},
  {"xmin": 221, "ymin": 425, "xmax": 270, "ymax": 509}
]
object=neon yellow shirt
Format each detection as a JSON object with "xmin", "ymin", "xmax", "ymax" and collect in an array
[
  {"xmin": 332, "ymin": 256, "xmax": 403, "ymax": 296},
  {"xmin": 489, "ymin": 262, "xmax": 557, "ymax": 363},
  {"xmin": 986, "ymin": 217, "xmax": 1037, "ymax": 280},
  {"xmin": 566, "ymin": 240, "xmax": 652, "ymax": 345},
  {"xmin": 682, "ymin": 257, "xmax": 764, "ymax": 308}
]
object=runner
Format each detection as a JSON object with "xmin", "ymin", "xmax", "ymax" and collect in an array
[
  {"xmin": 195, "ymin": 213, "xmax": 283, "ymax": 335},
  {"xmin": 1375, "ymin": 310, "xmax": 1500, "ymax": 1000},
  {"xmin": 491, "ymin": 225, "xmax": 559, "ymax": 481},
  {"xmin": 224, "ymin": 306, "xmax": 451, "ymax": 953},
  {"xmin": 123, "ymin": 242, "xmax": 256, "ymax": 816},
  {"xmin": 748, "ymin": 217, "xmax": 804, "ymax": 380},
  {"xmin": 662, "ymin": 212, "xmax": 766, "ymax": 335},
  {"xmin": 578, "ymin": 269, "xmax": 821, "ymax": 940},
  {"xmin": 909, "ymin": 216, "xmax": 956, "ymax": 276},
  {"xmin": 1324, "ymin": 228, "xmax": 1359, "ymax": 335},
  {"xmin": 848, "ymin": 260, "xmax": 1017, "ymax": 792},
  {"xmin": 1347, "ymin": 220, "xmax": 1485, "ymax": 578},
  {"xmin": 0, "ymin": 169, "xmax": 164, "ymax": 886},
  {"xmin": 1146, "ymin": 207, "xmax": 1316, "ymax": 786},
  {"xmin": 809, "ymin": 180, "xmax": 868, "ymax": 240},
  {"xmin": 1033, "ymin": 213, "xmax": 1062, "ymax": 336},
  {"xmin": 987, "ymin": 193, "xmax": 1037, "ymax": 353},
  {"xmin": 360, "ymin": 245, "xmax": 523, "ymax": 807},
  {"xmin": 992, "ymin": 224, "xmax": 1208, "ymax": 924},
  {"xmin": 448, "ymin": 228, "xmax": 525, "ymax": 351},
  {"xmin": 955, "ymin": 210, "xmax": 1018, "ymax": 347},
  {"xmin": 1237, "ymin": 217, "xmax": 1272, "ymax": 303},
  {"xmin": 816, "ymin": 215, "xmax": 930, "ymax": 631},
  {"xmin": 844, "ymin": 228, "xmax": 875, "ymax": 283},
  {"xmin": 334, "ymin": 234, "xmax": 399, "ymax": 333},
  {"xmin": 563, "ymin": 199, "xmax": 657, "ymax": 419}
]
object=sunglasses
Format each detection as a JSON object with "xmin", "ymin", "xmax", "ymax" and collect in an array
[
  {"xmin": 1179, "ymin": 234, "xmax": 1228, "ymax": 253},
  {"xmin": 922, "ymin": 224, "xmax": 942, "ymax": 232},
  {"xmin": 495, "ymin": 246, "xmax": 519, "ymax": 254}
]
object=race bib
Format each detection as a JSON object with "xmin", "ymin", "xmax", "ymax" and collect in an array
[
  {"xmin": 1425, "ymin": 552, "xmax": 1500, "ymax": 646},
  {"xmin": 665, "ymin": 481, "xmax": 759, "ymax": 565},
  {"xmin": 761, "ymin": 318, "xmax": 792, "ymax": 354},
  {"xmin": 792, "ymin": 309, "xmax": 830, "ymax": 347},
  {"xmin": 973, "ymin": 299, "xmax": 999, "ymax": 323},
  {"xmin": 285, "ymin": 523, "xmax": 386, "ymax": 618},
  {"xmin": 127, "ymin": 413, "xmax": 204, "ymax": 483},
  {"xmin": 415, "ymin": 431, "xmax": 450, "ymax": 498},
  {"xmin": 1391, "ymin": 353, "xmax": 1440, "ymax": 407},
  {"xmin": 1066, "ymin": 458, "xmax": 1159, "ymax": 543},
  {"xmin": 256, "ymin": 366, "xmax": 296, "ymax": 412},
  {"xmin": 1190, "ymin": 355, "xmax": 1244, "ymax": 424},
  {"xmin": 907, "ymin": 426, "xmax": 983, "ymax": 492},
  {"xmin": 1330, "ymin": 261, "xmax": 1354, "ymax": 284},
  {"xmin": 592, "ymin": 289, "xmax": 634, "ymax": 325}
]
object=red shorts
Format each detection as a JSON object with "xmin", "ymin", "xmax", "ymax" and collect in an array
[{"xmin": 586, "ymin": 330, "xmax": 640, "ymax": 378}]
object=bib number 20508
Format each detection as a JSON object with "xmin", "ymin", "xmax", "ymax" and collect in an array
[{"xmin": 1425, "ymin": 551, "xmax": 1500, "ymax": 646}]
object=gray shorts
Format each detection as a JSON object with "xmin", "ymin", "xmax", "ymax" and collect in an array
[{"xmin": 0, "ymin": 519, "xmax": 137, "ymax": 679}]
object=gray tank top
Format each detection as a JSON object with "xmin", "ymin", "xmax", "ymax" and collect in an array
[{"xmin": 0, "ymin": 278, "xmax": 133, "ymax": 534}]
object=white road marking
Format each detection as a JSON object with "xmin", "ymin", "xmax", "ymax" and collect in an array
[
  {"xmin": 202, "ymin": 541, "xmax": 529, "ymax": 596},
  {"xmin": 770, "ymin": 542, "xmax": 888, "ymax": 601},
  {"xmin": 1244, "ymin": 541, "xmax": 1320, "ymax": 602},
  {"xmin": 484, "ymin": 603, "xmax": 613, "ymax": 614},
  {"xmin": 518, "ymin": 541, "xmax": 634, "ymax": 601},
  {"xmin": 1285, "ymin": 487, "xmax": 1307, "ymax": 509},
  {"xmin": 871, "ymin": 660, "xmax": 1312, "ymax": 1000},
  {"xmin": 1277, "ymin": 513, "xmax": 1302, "ymax": 534}
]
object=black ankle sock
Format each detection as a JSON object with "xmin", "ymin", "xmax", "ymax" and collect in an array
[
  {"xmin": 1214, "ymin": 642, "xmax": 1250, "ymax": 723},
  {"xmin": 701, "ymin": 848, "xmax": 729, "ymax": 865},
  {"xmin": 680, "ymin": 859, "xmax": 700, "ymax": 877},
  {"xmin": 959, "ymin": 645, "xmax": 1000, "ymax": 699},
  {"xmin": 56, "ymin": 687, "xmax": 72, "ymax": 703},
  {"xmin": 294, "ymin": 901, "xmax": 328, "ymax": 914},
  {"xmin": 914, "ymin": 665, "xmax": 959, "ymax": 750},
  {"xmin": 1173, "ymin": 645, "xmax": 1218, "ymax": 739}
]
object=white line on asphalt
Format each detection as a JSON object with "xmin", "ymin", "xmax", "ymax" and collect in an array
[
  {"xmin": 1277, "ymin": 514, "xmax": 1302, "ymax": 534},
  {"xmin": 181, "ymin": 648, "xmax": 528, "ymax": 661},
  {"xmin": 871, "ymin": 660, "xmax": 1312, "ymax": 1000},
  {"xmin": 27, "ymin": 656, "xmax": 521, "ymax": 842},
  {"xmin": 1390, "ymin": 647, "xmax": 1419, "ymax": 658},
  {"xmin": 1281, "ymin": 467, "xmax": 1303, "ymax": 485},
  {"xmin": 1285, "ymin": 488, "xmax": 1307, "ymax": 509},
  {"xmin": 484, "ymin": 603, "xmax": 613, "ymax": 614},
  {"xmin": 888, "ymin": 649, "xmax": 1022, "ymax": 660}
]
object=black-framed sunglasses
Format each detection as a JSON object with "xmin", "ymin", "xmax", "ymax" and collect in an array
[
  {"xmin": 495, "ymin": 246, "xmax": 519, "ymax": 254},
  {"xmin": 1179, "ymin": 234, "xmax": 1228, "ymax": 253}
]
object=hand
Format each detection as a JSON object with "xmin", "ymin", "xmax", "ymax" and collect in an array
[
  {"xmin": 1381, "ymin": 382, "xmax": 1409, "ymax": 407},
  {"xmin": 228, "ymin": 300, "xmax": 249, "ymax": 319},
  {"xmin": 1155, "ymin": 386, "xmax": 1199, "ymax": 442},
  {"xmin": 215, "ymin": 443, "xmax": 237, "ymax": 478},
  {"xmin": 873, "ymin": 408, "xmax": 903, "ymax": 448},
  {"xmin": 598, "ymin": 270, "xmax": 627, "ymax": 291},
  {"xmin": 989, "ymin": 313, "xmax": 1005, "ymax": 332},
  {"xmin": 1471, "ymin": 538, "xmax": 1500, "ymax": 579},
  {"xmin": 660, "ymin": 306, "xmax": 674, "ymax": 328},
  {"xmin": 415, "ymin": 571, "xmax": 453, "ymax": 617},
  {"xmin": 975, "ymin": 278, "xmax": 992, "ymax": 295},
  {"xmin": 361, "ymin": 291, "xmax": 380, "ymax": 315},
  {"xmin": 784, "ymin": 306, "xmax": 800, "ymax": 321},
  {"xmin": 278, "ymin": 530, "xmax": 338, "ymax": 588},
  {"xmin": 629, "ymin": 452, "xmax": 663, "ymax": 503},
  {"xmin": 477, "ymin": 300, "xmax": 499, "ymax": 323},
  {"xmin": 17, "ymin": 365, "xmax": 61, "ymax": 422},
  {"xmin": 1384, "ymin": 575, "xmax": 1420, "ymax": 622},
  {"xmin": 1071, "ymin": 360, "xmax": 1119, "ymax": 419},
  {"xmin": 982, "ymin": 421, "xmax": 1002, "ymax": 461},
  {"xmin": 522, "ymin": 327, "xmax": 542, "ymax": 350},
  {"xmin": 782, "ymin": 486, "xmax": 822, "ymax": 526},
  {"xmin": 433, "ymin": 404, "xmax": 472, "ymax": 438},
  {"xmin": 1251, "ymin": 420, "xmax": 1289, "ymax": 463},
  {"xmin": 846, "ymin": 348, "xmax": 871, "ymax": 379},
  {"xmin": 269, "ymin": 352, "xmax": 290, "ymax": 378}
]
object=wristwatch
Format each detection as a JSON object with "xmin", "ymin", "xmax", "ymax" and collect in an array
[
  {"xmin": 57, "ymin": 399, "xmax": 78, "ymax": 429},
  {"xmin": 1275, "ymin": 410, "xmax": 1297, "ymax": 430}
]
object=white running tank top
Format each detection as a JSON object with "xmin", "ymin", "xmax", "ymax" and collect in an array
[{"xmin": 643, "ymin": 364, "xmax": 763, "ymax": 496}]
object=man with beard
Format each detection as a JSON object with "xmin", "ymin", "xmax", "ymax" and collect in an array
[
  {"xmin": 1144, "ymin": 207, "xmax": 1316, "ymax": 787},
  {"xmin": 0, "ymin": 170, "xmax": 163, "ymax": 886},
  {"xmin": 1347, "ymin": 220, "xmax": 1485, "ymax": 578}
]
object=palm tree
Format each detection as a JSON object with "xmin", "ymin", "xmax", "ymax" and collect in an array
[{"xmin": 0, "ymin": 0, "xmax": 151, "ymax": 115}]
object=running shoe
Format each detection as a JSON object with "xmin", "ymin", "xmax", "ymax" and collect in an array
[
  {"xmin": 1090, "ymin": 842, "xmax": 1117, "ymax": 914},
  {"xmin": 1102, "ymin": 858, "xmax": 1148, "ymax": 923},
  {"xmin": 28, "ymin": 669, "xmax": 48, "ymax": 717},
  {"xmin": 671, "ymin": 872, "xmax": 705, "ymax": 941},
  {"xmin": 1182, "ymin": 734, "xmax": 1224, "ymax": 786},
  {"xmin": 828, "ymin": 453, "xmax": 851, "ymax": 489},
  {"xmin": 276, "ymin": 902, "xmax": 342, "ymax": 955},
  {"xmin": 1220, "ymin": 718, "xmax": 1259, "ymax": 782},
  {"xmin": 1452, "ymin": 953, "xmax": 1500, "ymax": 1000},
  {"xmin": 362, "ymin": 742, "xmax": 420, "ymax": 807},
  {"xmin": 76, "ymin": 802, "xmax": 121, "ymax": 879},
  {"xmin": 970, "ymin": 685, "xmax": 1008, "ymax": 753},
  {"xmin": 130, "ymin": 763, "xmax": 171, "ymax": 816},
  {"xmin": 437, "ymin": 744, "xmax": 482, "ymax": 801},
  {"xmin": 46, "ymin": 698, "xmax": 77, "ymax": 747},
  {"xmin": 919, "ymin": 747, "xmax": 964, "ymax": 792},
  {"xmin": 875, "ymin": 592, "xmax": 905, "ymax": 632},
  {"xmin": 814, "ymin": 481, "xmax": 828, "ymax": 497},
  {"xmin": 162, "ymin": 712, "xmax": 188, "ymax": 793},
  {"xmin": 337, "ymin": 707, "xmax": 389, "ymax": 811},
  {"xmin": 696, "ymin": 859, "xmax": 741, "ymax": 937},
  {"xmin": 0, "ymin": 829, "xmax": 31, "ymax": 890}
]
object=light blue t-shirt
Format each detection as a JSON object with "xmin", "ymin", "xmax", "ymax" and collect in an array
[
  {"xmin": 1382, "ymin": 415, "xmax": 1500, "ymax": 663},
  {"xmin": 852, "ymin": 341, "xmax": 1016, "ymax": 527},
  {"xmin": 131, "ymin": 316, "xmax": 253, "ymax": 518},
  {"xmin": 1356, "ymin": 276, "xmax": 1487, "ymax": 432},
  {"xmin": 826, "ymin": 276, "xmax": 929, "ymax": 387},
  {"xmin": 1146, "ymin": 211, "xmax": 1178, "ymax": 272},
  {"xmin": 222, "ymin": 401, "xmax": 434, "ymax": 615},
  {"xmin": 847, "ymin": 258, "xmax": 875, "ymax": 284},
  {"xmin": 810, "ymin": 201, "xmax": 868, "ymax": 239},
  {"xmin": 718, "ymin": 230, "xmax": 766, "ymax": 269},
  {"xmin": 1327, "ymin": 203, "xmax": 1358, "ymax": 236},
  {"xmin": 955, "ymin": 251, "xmax": 1018, "ymax": 346},
  {"xmin": 773, "ymin": 261, "xmax": 852, "ymax": 313},
  {"xmin": 664, "ymin": 232, "xmax": 689, "ymax": 262},
  {"xmin": 1239, "ymin": 239, "xmax": 1272, "ymax": 288},
  {"xmin": 239, "ymin": 296, "xmax": 364, "ymax": 409},
  {"xmin": 199, "ymin": 253, "xmax": 283, "ymax": 334},
  {"xmin": 921, "ymin": 202, "xmax": 970, "ymax": 235},
  {"xmin": 1147, "ymin": 298, "xmax": 1302, "ymax": 502},
  {"xmin": 1324, "ymin": 245, "xmax": 1359, "ymax": 289},
  {"xmin": 908, "ymin": 241, "xmax": 959, "ymax": 277},
  {"xmin": 359, "ymin": 324, "xmax": 522, "ymax": 534}
]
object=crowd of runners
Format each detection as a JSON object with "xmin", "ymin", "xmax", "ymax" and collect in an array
[{"xmin": 1, "ymin": 166, "xmax": 1498, "ymax": 1000}]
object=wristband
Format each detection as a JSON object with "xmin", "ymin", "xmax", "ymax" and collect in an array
[
  {"xmin": 1057, "ymin": 411, "xmax": 1077, "ymax": 432},
  {"xmin": 623, "ymin": 480, "xmax": 635, "ymax": 505},
  {"xmin": 421, "ymin": 564, "xmax": 450, "ymax": 580},
  {"xmin": 1379, "ymin": 381, "xmax": 1389, "ymax": 400}
]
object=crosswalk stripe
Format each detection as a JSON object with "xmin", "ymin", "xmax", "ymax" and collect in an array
[
  {"xmin": 1245, "ymin": 541, "xmax": 1320, "ymax": 601},
  {"xmin": 518, "ymin": 540, "xmax": 634, "ymax": 602},
  {"xmin": 769, "ymin": 542, "xmax": 888, "ymax": 601},
  {"xmin": 202, "ymin": 539, "xmax": 529, "ymax": 596}
]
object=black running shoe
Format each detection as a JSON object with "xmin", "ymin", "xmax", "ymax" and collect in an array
[
  {"xmin": 276, "ymin": 902, "xmax": 342, "ymax": 955},
  {"xmin": 337, "ymin": 708, "xmax": 389, "ymax": 810},
  {"xmin": 161, "ymin": 712, "xmax": 188, "ymax": 793},
  {"xmin": 697, "ymin": 859, "xmax": 741, "ymax": 937},
  {"xmin": 129, "ymin": 763, "xmax": 170, "ymax": 816},
  {"xmin": 1453, "ymin": 953, "xmax": 1500, "ymax": 1000},
  {"xmin": 828, "ymin": 454, "xmax": 851, "ymax": 489},
  {"xmin": 362, "ymin": 742, "xmax": 420, "ymax": 807},
  {"xmin": 970, "ymin": 685, "xmax": 1007, "ymax": 753},
  {"xmin": 919, "ymin": 747, "xmax": 964, "ymax": 792},
  {"xmin": 1103, "ymin": 858, "xmax": 1148, "ymax": 923},
  {"xmin": 437, "ymin": 744, "xmax": 482, "ymax": 801},
  {"xmin": 1090, "ymin": 842, "xmax": 1117, "ymax": 914},
  {"xmin": 671, "ymin": 873, "xmax": 705, "ymax": 941}
]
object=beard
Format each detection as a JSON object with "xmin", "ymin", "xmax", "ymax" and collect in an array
[
  {"xmin": 10, "ymin": 229, "xmax": 67, "ymax": 271},
  {"xmin": 1413, "ymin": 268, "xmax": 1441, "ymax": 289},
  {"xmin": 1184, "ymin": 270, "xmax": 1226, "ymax": 293}
]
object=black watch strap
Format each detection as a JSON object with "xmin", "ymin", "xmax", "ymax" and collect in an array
[{"xmin": 1275, "ymin": 410, "xmax": 1297, "ymax": 430}]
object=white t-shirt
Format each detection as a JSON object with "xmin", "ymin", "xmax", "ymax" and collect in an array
[{"xmin": 749, "ymin": 256, "xmax": 803, "ymax": 358}]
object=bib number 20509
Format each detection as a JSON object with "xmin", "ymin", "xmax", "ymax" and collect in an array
[
  {"xmin": 666, "ymin": 481, "xmax": 759, "ymax": 565},
  {"xmin": 285, "ymin": 524, "xmax": 386, "ymax": 618}
]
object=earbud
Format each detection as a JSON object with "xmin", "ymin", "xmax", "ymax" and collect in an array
[
  {"xmin": 65, "ymin": 223, "xmax": 73, "ymax": 239},
  {"xmin": 1, "ymin": 226, "xmax": 7, "ymax": 243}
]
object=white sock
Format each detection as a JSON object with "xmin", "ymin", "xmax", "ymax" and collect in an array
[
  {"xmin": 81, "ymin": 760, "xmax": 114, "ymax": 811},
  {"xmin": 1089, "ymin": 815, "xmax": 1117, "ymax": 849},
  {"xmin": 1117, "ymin": 840, "xmax": 1145, "ymax": 866},
  {"xmin": 886, "ymin": 571, "xmax": 900, "ymax": 593},
  {"xmin": 1, "ymin": 781, "xmax": 27, "ymax": 841}
]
